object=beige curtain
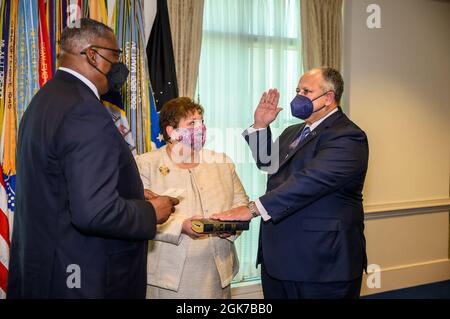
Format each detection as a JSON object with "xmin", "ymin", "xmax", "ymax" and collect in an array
[
  {"xmin": 301, "ymin": 0, "xmax": 343, "ymax": 71},
  {"xmin": 167, "ymin": 0, "xmax": 205, "ymax": 98}
]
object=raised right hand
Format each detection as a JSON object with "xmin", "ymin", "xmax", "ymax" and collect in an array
[
  {"xmin": 148, "ymin": 196, "xmax": 180, "ymax": 224},
  {"xmin": 253, "ymin": 89, "xmax": 282, "ymax": 129}
]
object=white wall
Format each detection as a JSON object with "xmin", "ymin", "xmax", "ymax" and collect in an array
[{"xmin": 343, "ymin": 0, "xmax": 450, "ymax": 295}]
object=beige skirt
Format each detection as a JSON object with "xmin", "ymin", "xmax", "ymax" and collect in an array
[{"xmin": 146, "ymin": 237, "xmax": 231, "ymax": 299}]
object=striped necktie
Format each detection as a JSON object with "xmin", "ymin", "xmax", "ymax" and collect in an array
[{"xmin": 289, "ymin": 126, "xmax": 311, "ymax": 150}]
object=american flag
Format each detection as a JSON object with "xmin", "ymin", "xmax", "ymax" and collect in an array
[{"xmin": 0, "ymin": 165, "xmax": 14, "ymax": 299}]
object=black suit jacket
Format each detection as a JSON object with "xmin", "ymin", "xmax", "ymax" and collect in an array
[
  {"xmin": 244, "ymin": 108, "xmax": 369, "ymax": 282},
  {"xmin": 7, "ymin": 70, "xmax": 157, "ymax": 298}
]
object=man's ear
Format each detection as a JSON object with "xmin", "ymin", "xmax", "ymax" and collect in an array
[
  {"xmin": 326, "ymin": 91, "xmax": 336, "ymax": 105},
  {"xmin": 83, "ymin": 47, "xmax": 97, "ymax": 65}
]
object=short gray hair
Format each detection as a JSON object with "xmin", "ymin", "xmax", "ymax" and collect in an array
[
  {"xmin": 319, "ymin": 67, "xmax": 344, "ymax": 103},
  {"xmin": 60, "ymin": 18, "xmax": 114, "ymax": 53}
]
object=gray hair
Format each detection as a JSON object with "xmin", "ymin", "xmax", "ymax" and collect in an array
[
  {"xmin": 319, "ymin": 67, "xmax": 344, "ymax": 103},
  {"xmin": 60, "ymin": 18, "xmax": 114, "ymax": 53}
]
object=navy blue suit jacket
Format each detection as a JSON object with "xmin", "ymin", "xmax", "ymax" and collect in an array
[
  {"xmin": 244, "ymin": 108, "xmax": 368, "ymax": 282},
  {"xmin": 7, "ymin": 70, "xmax": 157, "ymax": 298}
]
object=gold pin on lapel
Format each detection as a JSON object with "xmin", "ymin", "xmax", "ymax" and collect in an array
[{"xmin": 159, "ymin": 166, "xmax": 170, "ymax": 176}]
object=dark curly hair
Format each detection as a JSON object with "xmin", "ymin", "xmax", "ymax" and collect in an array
[{"xmin": 159, "ymin": 97, "xmax": 204, "ymax": 142}]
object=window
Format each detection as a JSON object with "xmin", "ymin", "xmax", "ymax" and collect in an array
[{"xmin": 197, "ymin": 0, "xmax": 302, "ymax": 283}]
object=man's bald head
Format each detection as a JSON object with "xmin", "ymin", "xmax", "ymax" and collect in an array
[{"xmin": 60, "ymin": 18, "xmax": 114, "ymax": 54}]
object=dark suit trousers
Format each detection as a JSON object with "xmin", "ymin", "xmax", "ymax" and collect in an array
[{"xmin": 261, "ymin": 264, "xmax": 362, "ymax": 299}]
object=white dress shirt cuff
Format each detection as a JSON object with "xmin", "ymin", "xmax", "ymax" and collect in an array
[
  {"xmin": 246, "ymin": 126, "xmax": 267, "ymax": 134},
  {"xmin": 255, "ymin": 199, "xmax": 271, "ymax": 221}
]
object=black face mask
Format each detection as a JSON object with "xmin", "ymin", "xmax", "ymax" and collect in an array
[
  {"xmin": 103, "ymin": 61, "xmax": 129, "ymax": 92},
  {"xmin": 81, "ymin": 46, "xmax": 129, "ymax": 92}
]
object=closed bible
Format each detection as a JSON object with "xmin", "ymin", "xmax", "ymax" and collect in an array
[{"xmin": 191, "ymin": 219, "xmax": 250, "ymax": 234}]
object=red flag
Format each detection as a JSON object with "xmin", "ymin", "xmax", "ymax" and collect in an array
[
  {"xmin": 0, "ymin": 165, "xmax": 10, "ymax": 298},
  {"xmin": 38, "ymin": 0, "xmax": 52, "ymax": 87}
]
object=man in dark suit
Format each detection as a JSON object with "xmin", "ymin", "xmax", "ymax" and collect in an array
[
  {"xmin": 7, "ymin": 18, "xmax": 178, "ymax": 299},
  {"xmin": 212, "ymin": 67, "xmax": 369, "ymax": 298}
]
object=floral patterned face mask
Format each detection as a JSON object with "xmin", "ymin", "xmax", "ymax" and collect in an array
[{"xmin": 170, "ymin": 121, "xmax": 206, "ymax": 152}]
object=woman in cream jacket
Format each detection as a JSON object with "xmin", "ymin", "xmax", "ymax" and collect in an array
[{"xmin": 135, "ymin": 97, "xmax": 249, "ymax": 299}]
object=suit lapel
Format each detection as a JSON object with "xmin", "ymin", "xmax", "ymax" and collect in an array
[
  {"xmin": 280, "ymin": 123, "xmax": 306, "ymax": 160},
  {"xmin": 278, "ymin": 109, "xmax": 343, "ymax": 170}
]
